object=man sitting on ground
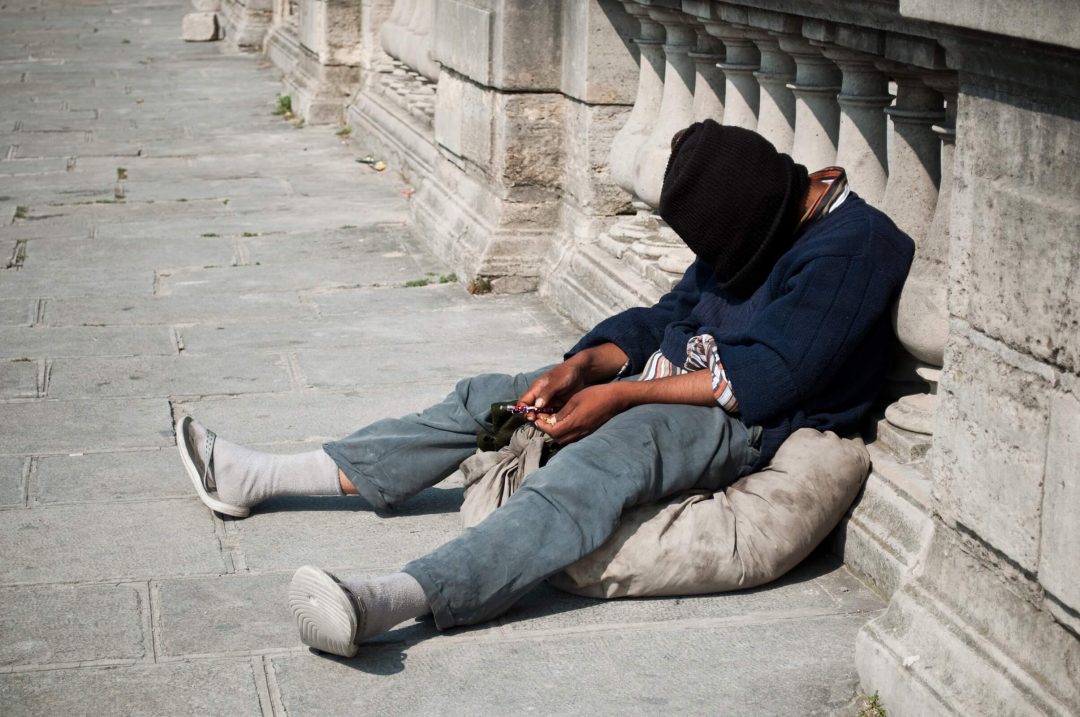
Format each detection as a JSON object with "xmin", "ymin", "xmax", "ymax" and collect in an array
[{"xmin": 177, "ymin": 121, "xmax": 914, "ymax": 658}]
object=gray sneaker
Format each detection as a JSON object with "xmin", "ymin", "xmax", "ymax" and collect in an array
[{"xmin": 289, "ymin": 565, "xmax": 363, "ymax": 658}]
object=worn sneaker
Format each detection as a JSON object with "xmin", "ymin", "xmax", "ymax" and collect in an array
[{"xmin": 288, "ymin": 565, "xmax": 363, "ymax": 658}]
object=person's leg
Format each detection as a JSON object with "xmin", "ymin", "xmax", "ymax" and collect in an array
[
  {"xmin": 402, "ymin": 402, "xmax": 760, "ymax": 628},
  {"xmin": 291, "ymin": 402, "xmax": 761, "ymax": 656},
  {"xmin": 179, "ymin": 369, "xmax": 546, "ymax": 516},
  {"xmin": 178, "ymin": 416, "xmax": 343, "ymax": 517},
  {"xmin": 322, "ymin": 369, "xmax": 543, "ymax": 511}
]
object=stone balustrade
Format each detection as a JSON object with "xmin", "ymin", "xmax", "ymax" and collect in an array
[{"xmin": 245, "ymin": 1, "xmax": 1079, "ymax": 713}]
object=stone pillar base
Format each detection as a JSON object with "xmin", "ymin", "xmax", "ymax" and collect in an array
[
  {"xmin": 264, "ymin": 17, "xmax": 300, "ymax": 75},
  {"xmin": 856, "ymin": 525, "xmax": 1080, "ymax": 716},
  {"xmin": 282, "ymin": 50, "xmax": 359, "ymax": 125},
  {"xmin": 836, "ymin": 443, "xmax": 934, "ymax": 599},
  {"xmin": 219, "ymin": 0, "xmax": 272, "ymax": 52},
  {"xmin": 410, "ymin": 155, "xmax": 552, "ymax": 293}
]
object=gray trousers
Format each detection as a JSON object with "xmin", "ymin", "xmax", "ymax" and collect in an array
[{"xmin": 323, "ymin": 368, "xmax": 761, "ymax": 629}]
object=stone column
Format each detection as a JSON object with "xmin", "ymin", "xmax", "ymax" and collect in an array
[
  {"xmin": 779, "ymin": 35, "xmax": 841, "ymax": 170},
  {"xmin": 820, "ymin": 46, "xmax": 891, "ymax": 206},
  {"xmin": 380, "ymin": 0, "xmax": 411, "ymax": 62},
  {"xmin": 603, "ymin": 2, "xmax": 666, "ymax": 259},
  {"xmin": 627, "ymin": 7, "xmax": 699, "ymax": 282},
  {"xmin": 748, "ymin": 30, "xmax": 796, "ymax": 153},
  {"xmin": 608, "ymin": 2, "xmax": 665, "ymax": 197},
  {"xmin": 703, "ymin": 22, "xmax": 760, "ymax": 131},
  {"xmin": 879, "ymin": 64, "xmax": 945, "ymax": 244},
  {"xmin": 881, "ymin": 67, "xmax": 950, "ymax": 440},
  {"xmin": 401, "ymin": 0, "xmax": 437, "ymax": 81},
  {"xmin": 632, "ymin": 7, "xmax": 697, "ymax": 209},
  {"xmin": 690, "ymin": 30, "xmax": 725, "ymax": 122},
  {"xmin": 886, "ymin": 72, "xmax": 953, "ymax": 439}
]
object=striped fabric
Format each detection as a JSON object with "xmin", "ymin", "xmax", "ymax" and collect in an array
[{"xmin": 639, "ymin": 336, "xmax": 739, "ymax": 413}]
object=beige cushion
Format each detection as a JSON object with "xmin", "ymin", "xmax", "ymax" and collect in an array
[{"xmin": 458, "ymin": 427, "xmax": 870, "ymax": 599}]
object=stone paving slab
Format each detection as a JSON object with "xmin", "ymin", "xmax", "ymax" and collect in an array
[
  {"xmin": 0, "ymin": 158, "xmax": 70, "ymax": 175},
  {"xmin": 43, "ymin": 292, "xmax": 317, "ymax": 327},
  {"xmin": 0, "ymin": 660, "xmax": 265, "ymax": 716},
  {"xmin": 32, "ymin": 448, "xmax": 190, "ymax": 505},
  {"xmin": 177, "ymin": 299, "xmax": 574, "ymax": 356},
  {"xmin": 0, "ymin": 583, "xmax": 147, "ymax": 668},
  {"xmin": 155, "ymin": 255, "xmax": 425, "ymax": 296},
  {"xmin": 270, "ymin": 613, "xmax": 864, "ymax": 716},
  {"xmin": 0, "ymin": 358, "xmax": 39, "ymax": 399},
  {"xmin": 154, "ymin": 572, "xmax": 298, "ymax": 657},
  {"xmin": 23, "ymin": 233, "xmax": 236, "ymax": 272},
  {"xmin": 231, "ymin": 494, "xmax": 464, "ymax": 573},
  {"xmin": 172, "ymin": 389, "xmax": 451, "ymax": 445},
  {"xmin": 0, "ymin": 397, "xmax": 173, "ymax": 455},
  {"xmin": 0, "ymin": 457, "xmax": 25, "ymax": 508},
  {"xmin": 0, "ymin": 213, "xmax": 94, "ymax": 242},
  {"xmin": 0, "ymin": 325, "xmax": 176, "ymax": 359},
  {"xmin": 46, "ymin": 353, "xmax": 294, "ymax": 399},
  {"xmin": 0, "ymin": 265, "xmax": 153, "ymax": 299},
  {"xmin": 0, "ymin": 500, "xmax": 224, "ymax": 585},
  {"xmin": 295, "ymin": 342, "xmax": 563, "ymax": 390}
]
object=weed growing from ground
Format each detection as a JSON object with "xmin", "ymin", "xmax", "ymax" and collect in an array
[
  {"xmin": 467, "ymin": 276, "xmax": 493, "ymax": 294},
  {"xmin": 272, "ymin": 95, "xmax": 292, "ymax": 116},
  {"xmin": 857, "ymin": 692, "xmax": 887, "ymax": 717}
]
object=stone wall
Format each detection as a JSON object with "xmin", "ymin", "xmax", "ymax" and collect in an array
[{"xmin": 244, "ymin": 0, "xmax": 1080, "ymax": 714}]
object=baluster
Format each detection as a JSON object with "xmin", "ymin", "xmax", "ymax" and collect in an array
[
  {"xmin": 411, "ymin": 0, "xmax": 438, "ymax": 81},
  {"xmin": 380, "ymin": 0, "xmax": 411, "ymax": 62},
  {"xmin": 608, "ymin": 2, "xmax": 665, "ymax": 196},
  {"xmin": 879, "ymin": 64, "xmax": 945, "ymax": 246},
  {"xmin": 748, "ymin": 30, "xmax": 796, "ymax": 152},
  {"xmin": 401, "ymin": 0, "xmax": 427, "ymax": 71},
  {"xmin": 821, "ymin": 46, "xmax": 891, "ymax": 205},
  {"xmin": 690, "ymin": 30, "xmax": 725, "ymax": 122},
  {"xmin": 632, "ymin": 8, "xmax": 698, "ymax": 209},
  {"xmin": 703, "ymin": 22, "xmax": 760, "ymax": 131},
  {"xmin": 778, "ymin": 36, "xmax": 841, "ymax": 170},
  {"xmin": 880, "ymin": 63, "xmax": 947, "ymax": 439}
]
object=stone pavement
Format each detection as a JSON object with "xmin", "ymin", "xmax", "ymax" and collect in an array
[{"xmin": 0, "ymin": 1, "xmax": 884, "ymax": 714}]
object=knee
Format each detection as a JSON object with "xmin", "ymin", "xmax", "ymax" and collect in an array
[{"xmin": 454, "ymin": 370, "xmax": 545, "ymax": 412}]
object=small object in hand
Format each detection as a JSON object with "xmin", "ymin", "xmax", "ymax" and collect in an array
[
  {"xmin": 497, "ymin": 403, "xmax": 555, "ymax": 415},
  {"xmin": 371, "ymin": 160, "xmax": 386, "ymax": 172},
  {"xmin": 356, "ymin": 155, "xmax": 378, "ymax": 165}
]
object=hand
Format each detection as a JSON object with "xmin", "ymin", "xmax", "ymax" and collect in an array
[
  {"xmin": 517, "ymin": 343, "xmax": 630, "ymax": 415},
  {"xmin": 531, "ymin": 384, "xmax": 628, "ymax": 444},
  {"xmin": 517, "ymin": 360, "xmax": 589, "ymax": 414}
]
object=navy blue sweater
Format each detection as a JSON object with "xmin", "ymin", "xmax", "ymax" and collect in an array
[{"xmin": 567, "ymin": 194, "xmax": 915, "ymax": 469}]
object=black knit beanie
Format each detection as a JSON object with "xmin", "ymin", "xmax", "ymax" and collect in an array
[{"xmin": 659, "ymin": 120, "xmax": 809, "ymax": 295}]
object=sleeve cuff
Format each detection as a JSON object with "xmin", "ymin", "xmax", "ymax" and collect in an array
[{"xmin": 686, "ymin": 334, "xmax": 739, "ymax": 413}]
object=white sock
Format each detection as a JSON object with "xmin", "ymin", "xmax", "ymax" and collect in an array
[
  {"xmin": 340, "ymin": 572, "xmax": 430, "ymax": 641},
  {"xmin": 187, "ymin": 419, "xmax": 342, "ymax": 508}
]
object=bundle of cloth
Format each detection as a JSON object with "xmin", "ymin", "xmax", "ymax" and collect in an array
[{"xmin": 459, "ymin": 419, "xmax": 869, "ymax": 599}]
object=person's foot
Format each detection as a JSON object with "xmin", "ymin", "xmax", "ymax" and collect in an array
[
  {"xmin": 176, "ymin": 415, "xmax": 251, "ymax": 518},
  {"xmin": 289, "ymin": 565, "xmax": 362, "ymax": 658}
]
